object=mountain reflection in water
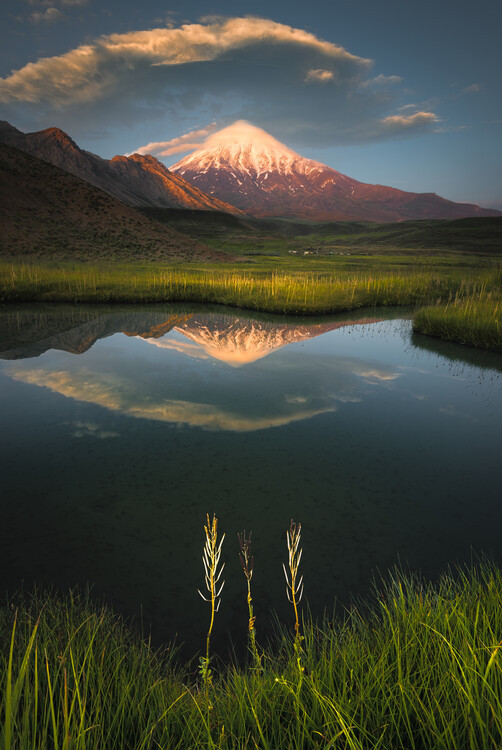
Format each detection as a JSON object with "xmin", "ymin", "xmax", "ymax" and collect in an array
[
  {"xmin": 0, "ymin": 304, "xmax": 386, "ymax": 362},
  {"xmin": 0, "ymin": 305, "xmax": 399, "ymax": 432},
  {"xmin": 0, "ymin": 303, "xmax": 501, "ymax": 658},
  {"xmin": 150, "ymin": 314, "xmax": 385, "ymax": 366}
]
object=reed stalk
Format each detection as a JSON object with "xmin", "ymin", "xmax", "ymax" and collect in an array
[
  {"xmin": 237, "ymin": 531, "xmax": 261, "ymax": 671},
  {"xmin": 283, "ymin": 520, "xmax": 304, "ymax": 644},
  {"xmin": 197, "ymin": 514, "xmax": 225, "ymax": 686}
]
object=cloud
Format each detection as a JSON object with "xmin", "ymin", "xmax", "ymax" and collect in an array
[
  {"xmin": 359, "ymin": 74, "xmax": 403, "ymax": 88},
  {"xmin": 305, "ymin": 69, "xmax": 335, "ymax": 83},
  {"xmin": 19, "ymin": 0, "xmax": 88, "ymax": 23},
  {"xmin": 438, "ymin": 405, "xmax": 474, "ymax": 420},
  {"xmin": 127, "ymin": 123, "xmax": 218, "ymax": 157},
  {"xmin": 284, "ymin": 394, "xmax": 308, "ymax": 404},
  {"xmin": 139, "ymin": 337, "xmax": 211, "ymax": 360},
  {"xmin": 380, "ymin": 111, "xmax": 439, "ymax": 132},
  {"xmin": 462, "ymin": 83, "xmax": 481, "ymax": 94},
  {"xmin": 0, "ymin": 17, "xmax": 367, "ymax": 104},
  {"xmin": 5, "ymin": 359, "xmax": 397, "ymax": 431},
  {"xmin": 356, "ymin": 368, "xmax": 400, "ymax": 382},
  {"xmin": 0, "ymin": 16, "xmax": 439, "ymax": 145},
  {"xmin": 434, "ymin": 125, "xmax": 468, "ymax": 133},
  {"xmin": 29, "ymin": 7, "xmax": 64, "ymax": 23},
  {"xmin": 70, "ymin": 421, "xmax": 120, "ymax": 438}
]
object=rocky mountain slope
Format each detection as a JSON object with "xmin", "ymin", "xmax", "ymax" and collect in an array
[
  {"xmin": 0, "ymin": 121, "xmax": 243, "ymax": 215},
  {"xmin": 171, "ymin": 121, "xmax": 500, "ymax": 222},
  {"xmin": 0, "ymin": 144, "xmax": 231, "ymax": 261}
]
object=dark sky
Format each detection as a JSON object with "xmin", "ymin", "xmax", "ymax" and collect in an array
[{"xmin": 1, "ymin": 0, "xmax": 501, "ymax": 208}]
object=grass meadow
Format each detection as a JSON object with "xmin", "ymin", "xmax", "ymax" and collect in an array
[
  {"xmin": 413, "ymin": 290, "xmax": 502, "ymax": 351},
  {"xmin": 1, "ymin": 562, "xmax": 501, "ymax": 749},
  {"xmin": 1, "ymin": 257, "xmax": 501, "ymax": 350}
]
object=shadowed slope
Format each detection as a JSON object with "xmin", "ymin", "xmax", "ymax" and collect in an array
[
  {"xmin": 0, "ymin": 144, "xmax": 233, "ymax": 262},
  {"xmin": 0, "ymin": 121, "xmax": 243, "ymax": 215}
]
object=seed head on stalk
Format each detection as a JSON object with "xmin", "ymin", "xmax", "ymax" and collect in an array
[
  {"xmin": 283, "ymin": 520, "xmax": 304, "ymax": 641},
  {"xmin": 198, "ymin": 514, "xmax": 225, "ymax": 685},
  {"xmin": 238, "ymin": 531, "xmax": 261, "ymax": 670}
]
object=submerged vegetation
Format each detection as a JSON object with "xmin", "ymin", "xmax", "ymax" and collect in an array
[{"xmin": 1, "ymin": 562, "xmax": 501, "ymax": 749}]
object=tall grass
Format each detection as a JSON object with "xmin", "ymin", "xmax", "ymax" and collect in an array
[
  {"xmin": 1, "ymin": 564, "xmax": 501, "ymax": 749},
  {"xmin": 1, "ymin": 260, "xmax": 500, "ymax": 316},
  {"xmin": 413, "ymin": 289, "xmax": 502, "ymax": 351},
  {"xmin": 2, "ymin": 259, "xmax": 501, "ymax": 349},
  {"xmin": 0, "ymin": 589, "xmax": 188, "ymax": 749}
]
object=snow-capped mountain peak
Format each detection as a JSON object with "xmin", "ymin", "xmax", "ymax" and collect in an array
[
  {"xmin": 170, "ymin": 120, "xmax": 501, "ymax": 222},
  {"xmin": 172, "ymin": 120, "xmax": 317, "ymax": 178}
]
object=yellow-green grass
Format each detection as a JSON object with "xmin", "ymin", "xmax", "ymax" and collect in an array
[
  {"xmin": 413, "ymin": 290, "xmax": 502, "ymax": 351},
  {"xmin": 2, "ymin": 259, "xmax": 501, "ymax": 351},
  {"xmin": 1, "ymin": 260, "xmax": 499, "ymax": 316},
  {"xmin": 1, "ymin": 565, "xmax": 501, "ymax": 749}
]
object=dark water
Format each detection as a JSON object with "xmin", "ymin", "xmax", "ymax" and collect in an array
[{"xmin": 0, "ymin": 303, "xmax": 501, "ymax": 658}]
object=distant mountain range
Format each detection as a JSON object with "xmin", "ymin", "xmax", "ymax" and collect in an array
[
  {"xmin": 171, "ymin": 121, "xmax": 500, "ymax": 222},
  {"xmin": 1, "ymin": 119, "xmax": 499, "ymax": 227},
  {"xmin": 0, "ymin": 121, "xmax": 242, "ymax": 215}
]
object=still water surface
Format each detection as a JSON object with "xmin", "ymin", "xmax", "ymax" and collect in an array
[{"xmin": 0, "ymin": 304, "xmax": 501, "ymax": 656}]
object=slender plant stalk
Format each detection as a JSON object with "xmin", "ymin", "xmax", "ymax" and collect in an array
[
  {"xmin": 198, "ymin": 514, "xmax": 225, "ymax": 686},
  {"xmin": 282, "ymin": 519, "xmax": 306, "ymax": 710},
  {"xmin": 238, "ymin": 531, "xmax": 261, "ymax": 670},
  {"xmin": 3, "ymin": 610, "xmax": 40, "ymax": 750},
  {"xmin": 283, "ymin": 520, "xmax": 304, "ymax": 644}
]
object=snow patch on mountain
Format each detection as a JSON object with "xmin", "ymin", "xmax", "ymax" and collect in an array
[{"xmin": 173, "ymin": 120, "xmax": 324, "ymax": 178}]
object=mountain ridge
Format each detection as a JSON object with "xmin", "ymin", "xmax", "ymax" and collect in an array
[
  {"xmin": 0, "ymin": 121, "xmax": 243, "ymax": 215},
  {"xmin": 171, "ymin": 121, "xmax": 500, "ymax": 223}
]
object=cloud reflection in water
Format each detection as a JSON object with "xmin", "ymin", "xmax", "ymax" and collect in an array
[{"xmin": 5, "ymin": 354, "xmax": 399, "ymax": 434}]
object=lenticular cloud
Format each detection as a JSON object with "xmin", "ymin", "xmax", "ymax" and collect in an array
[
  {"xmin": 0, "ymin": 16, "xmax": 438, "ymax": 145},
  {"xmin": 0, "ymin": 17, "xmax": 369, "ymax": 105}
]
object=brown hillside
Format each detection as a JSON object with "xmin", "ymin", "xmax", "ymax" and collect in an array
[
  {"xmin": 0, "ymin": 144, "xmax": 233, "ymax": 262},
  {"xmin": 0, "ymin": 121, "xmax": 244, "ymax": 215}
]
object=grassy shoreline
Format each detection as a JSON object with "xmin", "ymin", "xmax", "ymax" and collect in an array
[
  {"xmin": 1, "ymin": 564, "xmax": 501, "ymax": 749},
  {"xmin": 1, "ymin": 259, "xmax": 501, "ymax": 351},
  {"xmin": 413, "ymin": 292, "xmax": 502, "ymax": 351}
]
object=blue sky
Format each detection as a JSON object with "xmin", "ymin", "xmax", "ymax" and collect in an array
[{"xmin": 1, "ymin": 0, "xmax": 501, "ymax": 208}]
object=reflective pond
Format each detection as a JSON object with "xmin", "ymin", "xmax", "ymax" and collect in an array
[{"xmin": 0, "ymin": 303, "xmax": 501, "ymax": 657}]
